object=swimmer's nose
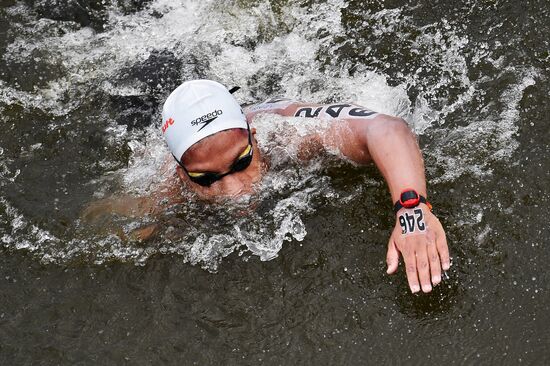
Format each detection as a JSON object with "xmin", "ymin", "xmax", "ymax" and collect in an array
[{"xmin": 219, "ymin": 173, "xmax": 248, "ymax": 196}]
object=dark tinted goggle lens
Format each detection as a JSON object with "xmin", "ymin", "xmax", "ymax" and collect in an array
[
  {"xmin": 231, "ymin": 151, "xmax": 253, "ymax": 172},
  {"xmin": 189, "ymin": 173, "xmax": 220, "ymax": 187}
]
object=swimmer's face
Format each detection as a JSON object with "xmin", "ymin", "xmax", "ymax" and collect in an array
[{"xmin": 176, "ymin": 128, "xmax": 263, "ymax": 198}]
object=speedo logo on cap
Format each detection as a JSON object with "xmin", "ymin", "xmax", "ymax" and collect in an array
[{"xmin": 191, "ymin": 110, "xmax": 223, "ymax": 131}]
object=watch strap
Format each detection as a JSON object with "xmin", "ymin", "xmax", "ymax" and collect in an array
[{"xmin": 393, "ymin": 195, "xmax": 432, "ymax": 214}]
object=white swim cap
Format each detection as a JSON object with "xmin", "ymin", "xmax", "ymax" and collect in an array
[{"xmin": 161, "ymin": 79, "xmax": 247, "ymax": 160}]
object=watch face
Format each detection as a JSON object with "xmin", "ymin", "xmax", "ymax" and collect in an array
[{"xmin": 400, "ymin": 190, "xmax": 420, "ymax": 208}]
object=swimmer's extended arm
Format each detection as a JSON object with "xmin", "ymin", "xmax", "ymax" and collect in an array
[
  {"xmin": 346, "ymin": 115, "xmax": 450, "ymax": 294},
  {"xmin": 336, "ymin": 115, "xmax": 450, "ymax": 294},
  {"xmin": 80, "ymin": 194, "xmax": 163, "ymax": 241},
  {"xmin": 247, "ymin": 102, "xmax": 450, "ymax": 294},
  {"xmin": 80, "ymin": 162, "xmax": 185, "ymax": 242}
]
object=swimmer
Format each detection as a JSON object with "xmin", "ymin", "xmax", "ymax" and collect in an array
[{"xmin": 84, "ymin": 79, "xmax": 450, "ymax": 294}]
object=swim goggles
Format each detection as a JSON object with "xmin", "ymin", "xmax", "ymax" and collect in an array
[{"xmin": 173, "ymin": 125, "xmax": 253, "ymax": 187}]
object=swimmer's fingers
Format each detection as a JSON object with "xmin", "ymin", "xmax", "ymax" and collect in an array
[
  {"xmin": 426, "ymin": 230, "xmax": 442, "ymax": 286},
  {"xmin": 437, "ymin": 232, "xmax": 450, "ymax": 271},
  {"xmin": 128, "ymin": 224, "xmax": 159, "ymax": 242},
  {"xmin": 415, "ymin": 236, "xmax": 432, "ymax": 293},
  {"xmin": 432, "ymin": 215, "xmax": 450, "ymax": 271},
  {"xmin": 386, "ymin": 236, "xmax": 400, "ymax": 275},
  {"xmin": 400, "ymin": 239, "xmax": 420, "ymax": 294},
  {"xmin": 388, "ymin": 223, "xmax": 422, "ymax": 293}
]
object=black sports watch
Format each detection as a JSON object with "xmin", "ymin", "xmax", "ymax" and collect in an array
[{"xmin": 393, "ymin": 189, "xmax": 431, "ymax": 214}]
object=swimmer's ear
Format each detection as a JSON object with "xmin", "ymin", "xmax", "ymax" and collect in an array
[{"xmin": 251, "ymin": 127, "xmax": 257, "ymax": 135}]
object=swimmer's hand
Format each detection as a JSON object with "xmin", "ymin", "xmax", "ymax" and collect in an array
[
  {"xmin": 386, "ymin": 205, "xmax": 450, "ymax": 294},
  {"xmin": 127, "ymin": 223, "xmax": 159, "ymax": 242},
  {"xmin": 81, "ymin": 195, "xmax": 154, "ymax": 222},
  {"xmin": 80, "ymin": 196, "xmax": 159, "ymax": 242}
]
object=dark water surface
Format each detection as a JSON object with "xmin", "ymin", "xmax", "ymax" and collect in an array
[{"xmin": 1, "ymin": 0, "xmax": 549, "ymax": 364}]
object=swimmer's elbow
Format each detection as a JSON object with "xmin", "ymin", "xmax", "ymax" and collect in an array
[
  {"xmin": 370, "ymin": 115, "xmax": 412, "ymax": 134},
  {"xmin": 363, "ymin": 115, "xmax": 416, "ymax": 149}
]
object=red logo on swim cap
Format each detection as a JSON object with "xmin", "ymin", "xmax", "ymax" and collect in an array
[{"xmin": 162, "ymin": 118, "xmax": 174, "ymax": 133}]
